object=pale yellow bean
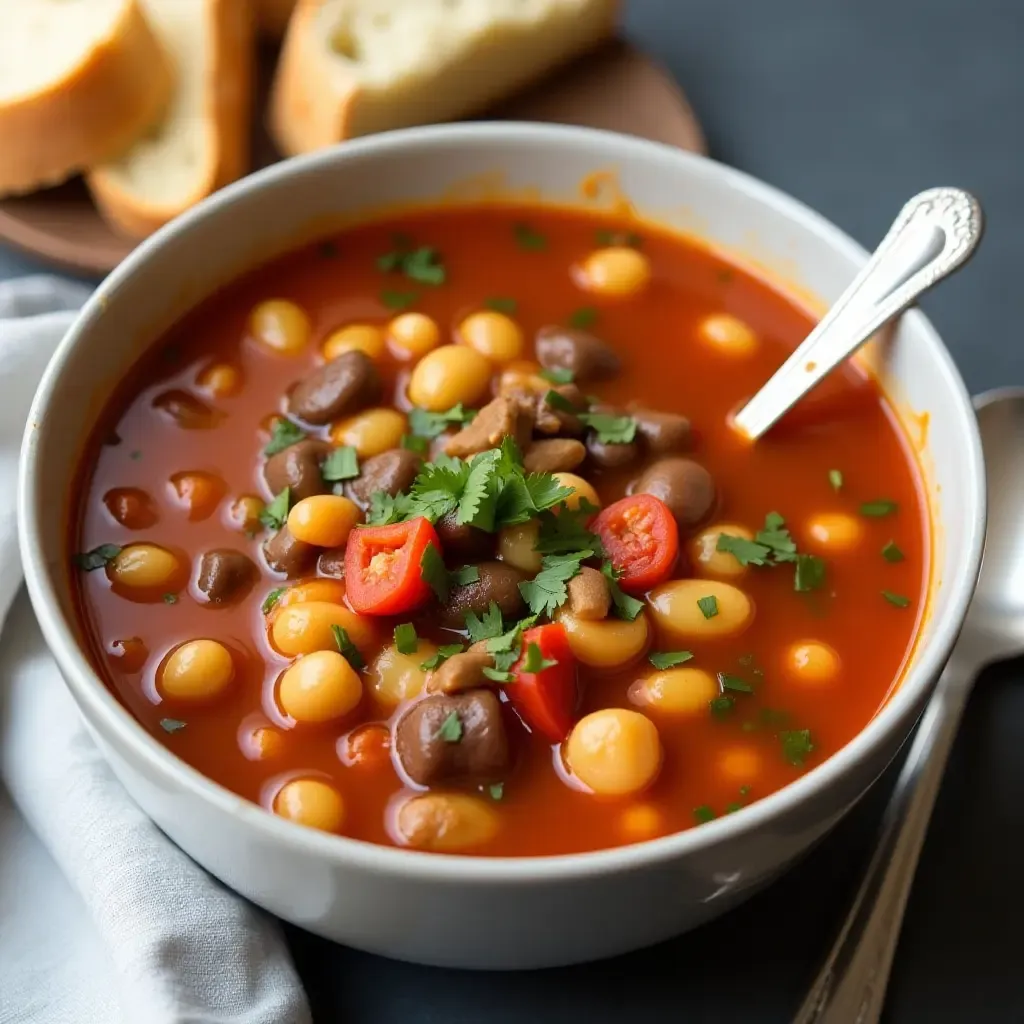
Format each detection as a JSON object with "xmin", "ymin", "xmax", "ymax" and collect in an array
[
  {"xmin": 368, "ymin": 641, "xmax": 435, "ymax": 708},
  {"xmin": 108, "ymin": 543, "xmax": 183, "ymax": 591},
  {"xmin": 458, "ymin": 311, "xmax": 524, "ymax": 362},
  {"xmin": 785, "ymin": 640, "xmax": 841, "ymax": 686},
  {"xmin": 274, "ymin": 778, "xmax": 345, "ymax": 832},
  {"xmin": 196, "ymin": 362, "xmax": 242, "ymax": 397},
  {"xmin": 647, "ymin": 579, "xmax": 753, "ymax": 640},
  {"xmin": 323, "ymin": 323, "xmax": 386, "ymax": 361},
  {"xmin": 806, "ymin": 512, "xmax": 864, "ymax": 553},
  {"xmin": 160, "ymin": 639, "xmax": 234, "ymax": 702},
  {"xmin": 498, "ymin": 520, "xmax": 542, "ymax": 574},
  {"xmin": 287, "ymin": 494, "xmax": 361, "ymax": 547},
  {"xmin": 698, "ymin": 313, "xmax": 758, "ymax": 356},
  {"xmin": 566, "ymin": 708, "xmax": 663, "ymax": 796},
  {"xmin": 388, "ymin": 313, "xmax": 441, "ymax": 359},
  {"xmin": 407, "ymin": 345, "xmax": 491, "ymax": 411},
  {"xmin": 691, "ymin": 523, "xmax": 753, "ymax": 580},
  {"xmin": 558, "ymin": 610, "xmax": 649, "ymax": 669},
  {"xmin": 278, "ymin": 650, "xmax": 363, "ymax": 724},
  {"xmin": 329, "ymin": 408, "xmax": 406, "ymax": 457},
  {"xmin": 271, "ymin": 601, "xmax": 376, "ymax": 657},
  {"xmin": 579, "ymin": 247, "xmax": 652, "ymax": 297},
  {"xmin": 395, "ymin": 793, "xmax": 499, "ymax": 851},
  {"xmin": 249, "ymin": 299, "xmax": 310, "ymax": 356},
  {"xmin": 628, "ymin": 666, "xmax": 718, "ymax": 716}
]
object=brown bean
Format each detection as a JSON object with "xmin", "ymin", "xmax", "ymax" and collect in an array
[
  {"xmin": 535, "ymin": 326, "xmax": 621, "ymax": 382},
  {"xmin": 152, "ymin": 390, "xmax": 224, "ymax": 429},
  {"xmin": 427, "ymin": 652, "xmax": 495, "ymax": 694},
  {"xmin": 317, "ymin": 547, "xmax": 346, "ymax": 578},
  {"xmin": 196, "ymin": 549, "xmax": 258, "ymax": 605},
  {"xmin": 287, "ymin": 350, "xmax": 381, "ymax": 425},
  {"xmin": 628, "ymin": 404, "xmax": 691, "ymax": 454},
  {"xmin": 345, "ymin": 447, "xmax": 422, "ymax": 507},
  {"xmin": 636, "ymin": 457, "xmax": 716, "ymax": 529},
  {"xmin": 437, "ymin": 561, "xmax": 526, "ymax": 629},
  {"xmin": 263, "ymin": 438, "xmax": 330, "ymax": 502},
  {"xmin": 586, "ymin": 435, "xmax": 639, "ymax": 469},
  {"xmin": 394, "ymin": 690, "xmax": 509, "ymax": 786},
  {"xmin": 524, "ymin": 438, "xmax": 586, "ymax": 474},
  {"xmin": 263, "ymin": 525, "xmax": 317, "ymax": 577},
  {"xmin": 435, "ymin": 510, "xmax": 494, "ymax": 563},
  {"xmin": 567, "ymin": 566, "xmax": 611, "ymax": 620}
]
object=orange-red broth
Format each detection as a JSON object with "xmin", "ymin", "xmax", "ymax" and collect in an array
[{"xmin": 72, "ymin": 204, "xmax": 927, "ymax": 856}]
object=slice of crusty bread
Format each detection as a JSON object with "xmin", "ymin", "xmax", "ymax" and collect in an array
[
  {"xmin": 257, "ymin": 0, "xmax": 298, "ymax": 37},
  {"xmin": 269, "ymin": 0, "xmax": 619, "ymax": 155},
  {"xmin": 0, "ymin": 0, "xmax": 173, "ymax": 196},
  {"xmin": 87, "ymin": 0, "xmax": 254, "ymax": 240}
]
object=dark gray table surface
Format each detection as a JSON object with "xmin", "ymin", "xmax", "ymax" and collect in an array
[{"xmin": 5, "ymin": 1, "xmax": 1023, "ymax": 1020}]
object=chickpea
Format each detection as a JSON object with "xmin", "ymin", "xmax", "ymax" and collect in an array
[
  {"xmin": 103, "ymin": 487, "xmax": 158, "ymax": 530},
  {"xmin": 287, "ymin": 494, "xmax": 361, "ymax": 547},
  {"xmin": 578, "ymin": 246, "xmax": 652, "ymax": 298},
  {"xmin": 628, "ymin": 666, "xmax": 718, "ymax": 716},
  {"xmin": 647, "ymin": 579, "xmax": 753, "ymax": 640},
  {"xmin": 806, "ymin": 512, "xmax": 864, "ymax": 553},
  {"xmin": 108, "ymin": 543, "xmax": 184, "ymax": 592},
  {"xmin": 229, "ymin": 494, "xmax": 264, "ymax": 534},
  {"xmin": 249, "ymin": 299, "xmax": 311, "ymax": 356},
  {"xmin": 558, "ymin": 610, "xmax": 649, "ymax": 669},
  {"xmin": 160, "ymin": 639, "xmax": 234, "ymax": 702},
  {"xmin": 407, "ymin": 344, "xmax": 491, "ymax": 411},
  {"xmin": 170, "ymin": 470, "xmax": 225, "ymax": 521},
  {"xmin": 691, "ymin": 523, "xmax": 753, "ymax": 580},
  {"xmin": 395, "ymin": 793, "xmax": 499, "ymax": 852},
  {"xmin": 271, "ymin": 601, "xmax": 376, "ymax": 657},
  {"xmin": 552, "ymin": 472, "xmax": 600, "ymax": 511},
  {"xmin": 498, "ymin": 520, "xmax": 542, "ymax": 574},
  {"xmin": 786, "ymin": 640, "xmax": 841, "ymax": 686},
  {"xmin": 108, "ymin": 636, "xmax": 148, "ymax": 673},
  {"xmin": 718, "ymin": 745, "xmax": 762, "ymax": 784},
  {"xmin": 273, "ymin": 578, "xmax": 348, "ymax": 613},
  {"xmin": 196, "ymin": 362, "xmax": 242, "ymax": 397},
  {"xmin": 698, "ymin": 313, "xmax": 758, "ymax": 357},
  {"xmin": 278, "ymin": 650, "xmax": 363, "ymax": 724},
  {"xmin": 329, "ymin": 408, "xmax": 406, "ymax": 457},
  {"xmin": 274, "ymin": 778, "xmax": 345, "ymax": 833},
  {"xmin": 458, "ymin": 311, "xmax": 524, "ymax": 362},
  {"xmin": 243, "ymin": 725, "xmax": 286, "ymax": 761},
  {"xmin": 323, "ymin": 323, "xmax": 386, "ymax": 362},
  {"xmin": 566, "ymin": 708, "xmax": 663, "ymax": 796},
  {"xmin": 342, "ymin": 723, "xmax": 391, "ymax": 768},
  {"xmin": 620, "ymin": 803, "xmax": 664, "ymax": 841},
  {"xmin": 367, "ymin": 641, "xmax": 435, "ymax": 708},
  {"xmin": 388, "ymin": 312, "xmax": 441, "ymax": 359}
]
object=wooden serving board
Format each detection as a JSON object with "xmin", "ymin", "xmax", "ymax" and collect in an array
[{"xmin": 0, "ymin": 41, "xmax": 706, "ymax": 276}]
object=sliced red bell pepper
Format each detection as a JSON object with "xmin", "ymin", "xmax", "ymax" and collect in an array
[
  {"xmin": 344, "ymin": 517, "xmax": 441, "ymax": 616},
  {"xmin": 507, "ymin": 623, "xmax": 577, "ymax": 743},
  {"xmin": 592, "ymin": 493, "xmax": 679, "ymax": 594}
]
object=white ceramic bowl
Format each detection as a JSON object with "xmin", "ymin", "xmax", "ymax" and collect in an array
[{"xmin": 19, "ymin": 123, "xmax": 985, "ymax": 969}]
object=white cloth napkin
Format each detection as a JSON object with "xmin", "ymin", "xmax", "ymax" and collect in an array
[{"xmin": 0, "ymin": 277, "xmax": 312, "ymax": 1024}]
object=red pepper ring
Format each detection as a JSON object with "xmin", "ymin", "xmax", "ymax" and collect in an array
[
  {"xmin": 344, "ymin": 516, "xmax": 441, "ymax": 616},
  {"xmin": 592, "ymin": 494, "xmax": 679, "ymax": 595}
]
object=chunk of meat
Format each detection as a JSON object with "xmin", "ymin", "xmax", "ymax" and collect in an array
[
  {"xmin": 263, "ymin": 438, "xmax": 330, "ymax": 502},
  {"xmin": 263, "ymin": 525, "xmax": 317, "ymax": 577},
  {"xmin": 287, "ymin": 350, "xmax": 381, "ymax": 425},
  {"xmin": 427, "ymin": 651, "xmax": 495, "ymax": 694},
  {"xmin": 394, "ymin": 690, "xmax": 509, "ymax": 786},
  {"xmin": 435, "ymin": 510, "xmax": 494, "ymax": 563},
  {"xmin": 628, "ymin": 404, "xmax": 691, "ymax": 454},
  {"xmin": 444, "ymin": 395, "xmax": 533, "ymax": 458},
  {"xmin": 437, "ymin": 561, "xmax": 527, "ymax": 629},
  {"xmin": 635, "ymin": 458, "xmax": 716, "ymax": 530},
  {"xmin": 534, "ymin": 383, "xmax": 586, "ymax": 436},
  {"xmin": 524, "ymin": 438, "xmax": 586, "ymax": 474},
  {"xmin": 196, "ymin": 549, "xmax": 257, "ymax": 605},
  {"xmin": 345, "ymin": 448, "xmax": 421, "ymax": 508},
  {"xmin": 535, "ymin": 326, "xmax": 621, "ymax": 382},
  {"xmin": 567, "ymin": 566, "xmax": 611, "ymax": 620},
  {"xmin": 317, "ymin": 547, "xmax": 345, "ymax": 578}
]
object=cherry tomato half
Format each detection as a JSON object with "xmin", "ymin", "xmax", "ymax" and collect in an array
[
  {"xmin": 344, "ymin": 517, "xmax": 441, "ymax": 615},
  {"xmin": 507, "ymin": 623, "xmax": 577, "ymax": 743},
  {"xmin": 592, "ymin": 494, "xmax": 679, "ymax": 595}
]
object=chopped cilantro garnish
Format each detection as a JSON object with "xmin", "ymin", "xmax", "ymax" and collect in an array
[
  {"xmin": 159, "ymin": 718, "xmax": 187, "ymax": 734},
  {"xmin": 539, "ymin": 366, "xmax": 574, "ymax": 385},
  {"xmin": 465, "ymin": 601, "xmax": 504, "ymax": 643},
  {"xmin": 794, "ymin": 553, "xmax": 826, "ymax": 593},
  {"xmin": 780, "ymin": 729, "xmax": 815, "ymax": 766},
  {"xmin": 535, "ymin": 503, "xmax": 602, "ymax": 556},
  {"xmin": 522, "ymin": 642, "xmax": 557, "ymax": 674},
  {"xmin": 401, "ymin": 433, "xmax": 429, "ymax": 455},
  {"xmin": 261, "ymin": 588, "xmax": 285, "ymax": 614},
  {"xmin": 321, "ymin": 446, "xmax": 360, "ymax": 482},
  {"xmin": 380, "ymin": 289, "xmax": 418, "ymax": 310},
  {"xmin": 720, "ymin": 514, "xmax": 825, "ymax": 592},
  {"xmin": 860, "ymin": 499, "xmax": 898, "ymax": 517},
  {"xmin": 755, "ymin": 512, "xmax": 798, "ymax": 562},
  {"xmin": 882, "ymin": 590, "xmax": 911, "ymax": 608},
  {"xmin": 436, "ymin": 711, "xmax": 463, "ymax": 743},
  {"xmin": 595, "ymin": 228, "xmax": 643, "ymax": 248},
  {"xmin": 264, "ymin": 418, "xmax": 306, "ymax": 456},
  {"xmin": 716, "ymin": 533, "xmax": 772, "ymax": 567},
  {"xmin": 485, "ymin": 297, "xmax": 518, "ymax": 314},
  {"xmin": 377, "ymin": 244, "xmax": 445, "ymax": 285},
  {"xmin": 74, "ymin": 544, "xmax": 121, "ymax": 571},
  {"xmin": 162, "ymin": 593, "xmax": 178, "ymax": 605},
  {"xmin": 649, "ymin": 650, "xmax": 694, "ymax": 670},
  {"xmin": 394, "ymin": 622, "xmax": 418, "ymax": 655},
  {"xmin": 365, "ymin": 491, "xmax": 406, "ymax": 526},
  {"xmin": 408, "ymin": 403, "xmax": 475, "ymax": 438},
  {"xmin": 697, "ymin": 595, "xmax": 719, "ymax": 619},
  {"xmin": 725, "ymin": 802, "xmax": 744, "ymax": 814},
  {"xmin": 420, "ymin": 643, "xmax": 464, "ymax": 671},
  {"xmin": 828, "ymin": 469, "xmax": 843, "ymax": 491},
  {"xmin": 331, "ymin": 624, "xmax": 365, "ymax": 669},
  {"xmin": 568, "ymin": 306, "xmax": 598, "ymax": 329},
  {"xmin": 601, "ymin": 561, "xmax": 644, "ymax": 621},
  {"xmin": 709, "ymin": 695, "xmax": 735, "ymax": 719},
  {"xmin": 520, "ymin": 551, "xmax": 589, "ymax": 617},
  {"xmin": 693, "ymin": 805, "xmax": 716, "ymax": 824},
  {"xmin": 449, "ymin": 564, "xmax": 480, "ymax": 588},
  {"xmin": 739, "ymin": 784, "xmax": 751, "ymax": 796},
  {"xmin": 543, "ymin": 389, "xmax": 578, "ymax": 414},
  {"xmin": 882, "ymin": 541, "xmax": 905, "ymax": 563},
  {"xmin": 513, "ymin": 223, "xmax": 547, "ymax": 251},
  {"xmin": 457, "ymin": 449, "xmax": 501, "ymax": 530},
  {"xmin": 482, "ymin": 666, "xmax": 516, "ymax": 683},
  {"xmin": 420, "ymin": 543, "xmax": 449, "ymax": 602},
  {"xmin": 578, "ymin": 411, "xmax": 637, "ymax": 445},
  {"xmin": 488, "ymin": 782, "xmax": 505, "ymax": 801},
  {"xmin": 719, "ymin": 672, "xmax": 754, "ymax": 693},
  {"xmin": 259, "ymin": 488, "xmax": 291, "ymax": 530}
]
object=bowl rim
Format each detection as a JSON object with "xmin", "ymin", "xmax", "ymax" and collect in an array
[{"xmin": 19, "ymin": 121, "xmax": 986, "ymax": 883}]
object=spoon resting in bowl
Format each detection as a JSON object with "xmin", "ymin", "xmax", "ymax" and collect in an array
[{"xmin": 733, "ymin": 187, "xmax": 983, "ymax": 441}]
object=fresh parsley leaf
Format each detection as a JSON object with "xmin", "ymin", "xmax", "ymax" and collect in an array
[
  {"xmin": 539, "ymin": 367, "xmax": 574, "ymax": 385},
  {"xmin": 380, "ymin": 289, "xmax": 418, "ymax": 310},
  {"xmin": 522, "ymin": 642, "xmax": 557, "ymax": 674},
  {"xmin": 595, "ymin": 228, "xmax": 643, "ymax": 248},
  {"xmin": 457, "ymin": 450, "xmax": 500, "ymax": 530},
  {"xmin": 436, "ymin": 711, "xmax": 463, "ymax": 743},
  {"xmin": 513, "ymin": 223, "xmax": 546, "ymax": 251},
  {"xmin": 716, "ymin": 533, "xmax": 772, "ymax": 567},
  {"xmin": 159, "ymin": 718, "xmax": 187, "ymax": 734},
  {"xmin": 860, "ymin": 499, "xmax": 898, "ymax": 517},
  {"xmin": 535, "ymin": 505, "xmax": 602, "ymax": 556},
  {"xmin": 697, "ymin": 595, "xmax": 719, "ymax": 619},
  {"xmin": 725, "ymin": 802, "xmax": 744, "ymax": 814},
  {"xmin": 520, "ymin": 552, "xmax": 589, "ymax": 618},
  {"xmin": 420, "ymin": 542, "xmax": 449, "ymax": 601},
  {"xmin": 449, "ymin": 565, "xmax": 481, "ymax": 588},
  {"xmin": 693, "ymin": 805, "xmax": 716, "ymax": 824},
  {"xmin": 420, "ymin": 643, "xmax": 464, "ymax": 671},
  {"xmin": 649, "ymin": 650, "xmax": 694, "ymax": 670},
  {"xmin": 882, "ymin": 590, "xmax": 911, "ymax": 608},
  {"xmin": 488, "ymin": 782, "xmax": 505, "ymax": 801},
  {"xmin": 579, "ymin": 411, "xmax": 637, "ymax": 445},
  {"xmin": 264, "ymin": 418, "xmax": 307, "ymax": 456},
  {"xmin": 780, "ymin": 729, "xmax": 815, "ymax": 766},
  {"xmin": 321, "ymin": 446, "xmax": 359, "ymax": 482},
  {"xmin": 486, "ymin": 616, "xmax": 538, "ymax": 668},
  {"xmin": 485, "ymin": 297, "xmax": 518, "ymax": 314},
  {"xmin": 568, "ymin": 306, "xmax": 598, "ymax": 329},
  {"xmin": 401, "ymin": 247, "xmax": 445, "ymax": 285},
  {"xmin": 709, "ymin": 695, "xmax": 735, "ymax": 719},
  {"xmin": 829, "ymin": 469, "xmax": 843, "ymax": 491},
  {"xmin": 543, "ymin": 389, "xmax": 578, "ymax": 414},
  {"xmin": 482, "ymin": 666, "xmax": 516, "ymax": 683},
  {"xmin": 365, "ymin": 491, "xmax": 406, "ymax": 526},
  {"xmin": 162, "ymin": 592, "xmax": 178, "ymax": 605},
  {"xmin": 331, "ymin": 624, "xmax": 365, "ymax": 669},
  {"xmin": 259, "ymin": 488, "xmax": 291, "ymax": 530},
  {"xmin": 523, "ymin": 472, "xmax": 575, "ymax": 514},
  {"xmin": 74, "ymin": 544, "xmax": 121, "ymax": 571},
  {"xmin": 408, "ymin": 403, "xmax": 475, "ymax": 438},
  {"xmin": 794, "ymin": 554, "xmax": 826, "ymax": 593},
  {"xmin": 394, "ymin": 623, "xmax": 418, "ymax": 655},
  {"xmin": 601, "ymin": 561, "xmax": 644, "ymax": 621},
  {"xmin": 465, "ymin": 601, "xmax": 504, "ymax": 643},
  {"xmin": 719, "ymin": 672, "xmax": 754, "ymax": 693},
  {"xmin": 405, "ymin": 460, "xmax": 469, "ymax": 522},
  {"xmin": 401, "ymin": 433, "xmax": 429, "ymax": 455},
  {"xmin": 755, "ymin": 512, "xmax": 797, "ymax": 562},
  {"xmin": 882, "ymin": 541, "xmax": 905, "ymax": 563},
  {"xmin": 261, "ymin": 588, "xmax": 285, "ymax": 614}
]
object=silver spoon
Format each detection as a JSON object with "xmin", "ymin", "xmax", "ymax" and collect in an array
[
  {"xmin": 733, "ymin": 188, "xmax": 983, "ymax": 440},
  {"xmin": 793, "ymin": 386, "xmax": 1023, "ymax": 1023}
]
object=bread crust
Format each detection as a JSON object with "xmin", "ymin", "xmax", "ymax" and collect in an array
[{"xmin": 0, "ymin": 0, "xmax": 173, "ymax": 196}]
